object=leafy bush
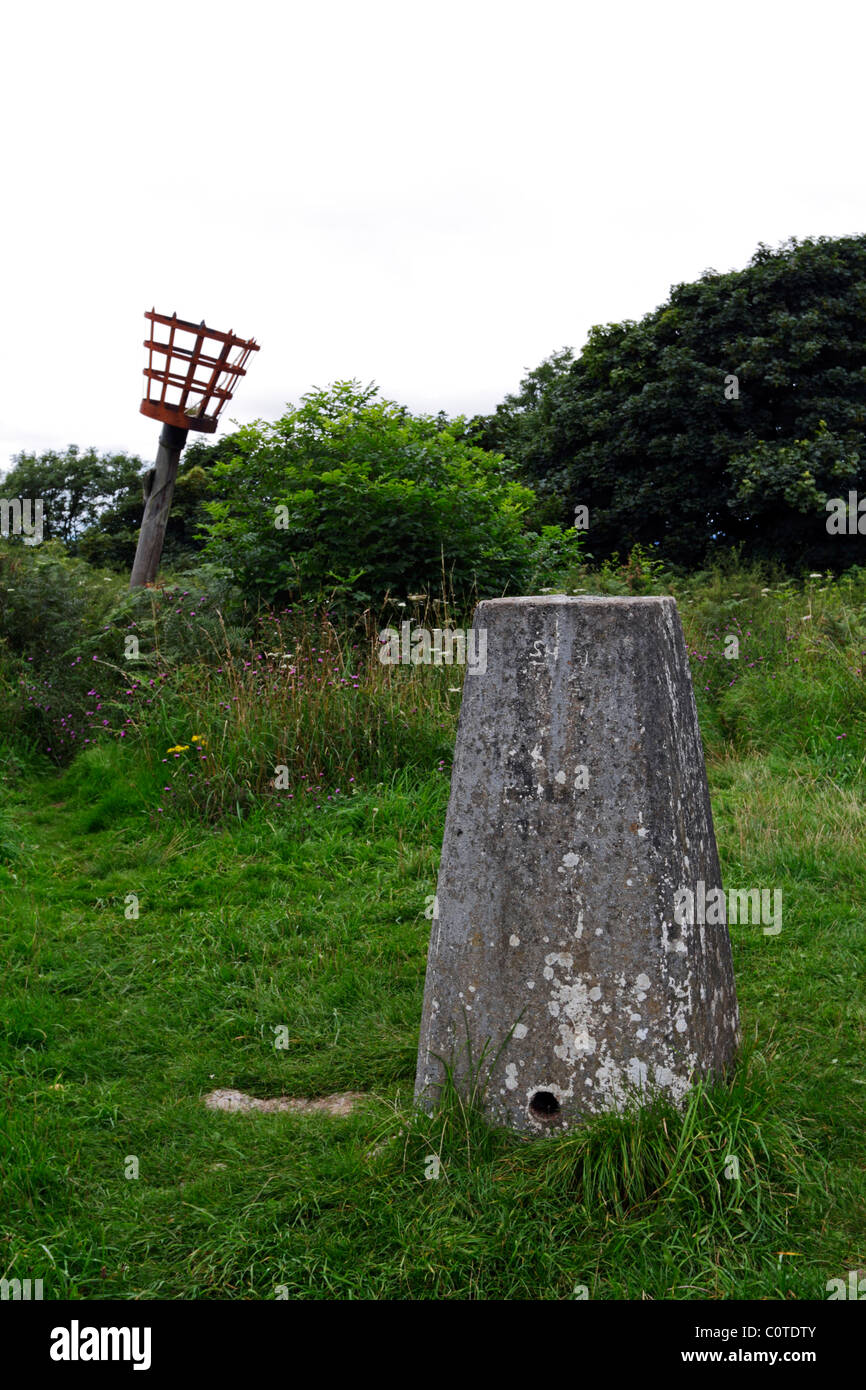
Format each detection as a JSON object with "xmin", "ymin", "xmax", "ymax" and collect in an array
[
  {"xmin": 199, "ymin": 381, "xmax": 538, "ymax": 611},
  {"xmin": 0, "ymin": 542, "xmax": 125, "ymax": 752},
  {"xmin": 0, "ymin": 545, "xmax": 253, "ymax": 763}
]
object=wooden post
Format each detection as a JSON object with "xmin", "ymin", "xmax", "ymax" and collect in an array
[{"xmin": 129, "ymin": 423, "xmax": 189, "ymax": 588}]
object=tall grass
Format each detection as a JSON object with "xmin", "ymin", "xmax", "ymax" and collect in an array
[
  {"xmin": 1, "ymin": 554, "xmax": 864, "ymax": 1299},
  {"xmin": 118, "ymin": 607, "xmax": 460, "ymax": 821}
]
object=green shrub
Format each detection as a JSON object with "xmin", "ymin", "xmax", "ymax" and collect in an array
[
  {"xmin": 0, "ymin": 546, "xmax": 254, "ymax": 764},
  {"xmin": 0, "ymin": 541, "xmax": 125, "ymax": 753},
  {"xmin": 199, "ymin": 381, "xmax": 538, "ymax": 612}
]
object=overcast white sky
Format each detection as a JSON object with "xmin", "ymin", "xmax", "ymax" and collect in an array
[{"xmin": 1, "ymin": 0, "xmax": 864, "ymax": 472}]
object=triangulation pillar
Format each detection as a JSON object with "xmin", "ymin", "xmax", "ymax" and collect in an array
[{"xmin": 415, "ymin": 596, "xmax": 739, "ymax": 1133}]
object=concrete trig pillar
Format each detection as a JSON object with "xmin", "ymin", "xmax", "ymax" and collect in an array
[{"xmin": 415, "ymin": 596, "xmax": 739, "ymax": 1133}]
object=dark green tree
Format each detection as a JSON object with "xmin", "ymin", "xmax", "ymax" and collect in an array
[
  {"xmin": 473, "ymin": 236, "xmax": 866, "ymax": 569},
  {"xmin": 1, "ymin": 442, "xmax": 226, "ymax": 571},
  {"xmin": 77, "ymin": 443, "xmax": 224, "ymax": 571},
  {"xmin": 1, "ymin": 446, "xmax": 145, "ymax": 548}
]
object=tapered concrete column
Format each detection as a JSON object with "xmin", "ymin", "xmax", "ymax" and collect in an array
[{"xmin": 415, "ymin": 596, "xmax": 739, "ymax": 1134}]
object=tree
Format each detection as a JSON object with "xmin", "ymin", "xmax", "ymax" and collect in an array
[
  {"xmin": 472, "ymin": 236, "xmax": 866, "ymax": 570},
  {"xmin": 78, "ymin": 449, "xmax": 218, "ymax": 572},
  {"xmin": 199, "ymin": 380, "xmax": 537, "ymax": 610},
  {"xmin": 0, "ymin": 446, "xmax": 145, "ymax": 549}
]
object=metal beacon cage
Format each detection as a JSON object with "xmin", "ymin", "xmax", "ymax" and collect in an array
[
  {"xmin": 140, "ymin": 310, "xmax": 259, "ymax": 435},
  {"xmin": 130, "ymin": 309, "xmax": 259, "ymax": 588}
]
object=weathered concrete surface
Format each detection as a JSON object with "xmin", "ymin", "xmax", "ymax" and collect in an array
[
  {"xmin": 415, "ymin": 596, "xmax": 739, "ymax": 1133},
  {"xmin": 204, "ymin": 1089, "xmax": 364, "ymax": 1116}
]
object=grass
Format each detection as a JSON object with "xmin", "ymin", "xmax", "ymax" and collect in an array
[{"xmin": 1, "ymin": 561, "xmax": 865, "ymax": 1299}]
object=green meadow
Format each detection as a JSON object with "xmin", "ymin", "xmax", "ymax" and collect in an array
[{"xmin": 1, "ymin": 556, "xmax": 865, "ymax": 1299}]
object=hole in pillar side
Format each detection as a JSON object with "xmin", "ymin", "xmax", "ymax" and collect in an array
[{"xmin": 529, "ymin": 1090, "xmax": 561, "ymax": 1120}]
